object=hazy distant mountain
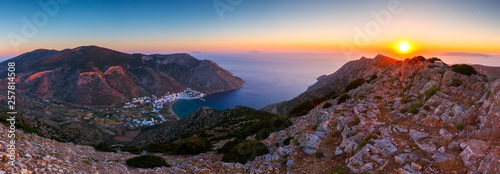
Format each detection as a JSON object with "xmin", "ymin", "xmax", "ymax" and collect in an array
[{"xmin": 0, "ymin": 46, "xmax": 244, "ymax": 106}]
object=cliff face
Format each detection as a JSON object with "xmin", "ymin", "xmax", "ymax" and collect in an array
[{"xmin": 0, "ymin": 46, "xmax": 244, "ymax": 106}]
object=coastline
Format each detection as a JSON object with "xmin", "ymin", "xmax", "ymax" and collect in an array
[{"xmin": 168, "ymin": 101, "xmax": 179, "ymax": 119}]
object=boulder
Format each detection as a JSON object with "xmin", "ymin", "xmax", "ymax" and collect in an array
[{"xmin": 409, "ymin": 129, "xmax": 429, "ymax": 141}]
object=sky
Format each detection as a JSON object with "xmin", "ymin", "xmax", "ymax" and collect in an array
[{"xmin": 1, "ymin": 0, "xmax": 499, "ymax": 60}]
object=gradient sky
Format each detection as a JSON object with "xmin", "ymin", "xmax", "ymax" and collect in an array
[{"xmin": 1, "ymin": 0, "xmax": 499, "ymax": 60}]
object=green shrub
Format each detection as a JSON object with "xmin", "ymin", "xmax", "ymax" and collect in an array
[
  {"xmin": 283, "ymin": 137, "xmax": 293, "ymax": 146},
  {"xmin": 451, "ymin": 64, "xmax": 478, "ymax": 76},
  {"xmin": 456, "ymin": 124, "xmax": 464, "ymax": 130},
  {"xmin": 408, "ymin": 108, "xmax": 418, "ymax": 114},
  {"xmin": 425, "ymin": 88, "xmax": 440, "ymax": 101},
  {"xmin": 352, "ymin": 118, "xmax": 361, "ymax": 126},
  {"xmin": 175, "ymin": 138, "xmax": 212, "ymax": 155},
  {"xmin": 450, "ymin": 79, "xmax": 462, "ymax": 87},
  {"xmin": 423, "ymin": 105, "xmax": 430, "ymax": 110},
  {"xmin": 417, "ymin": 93, "xmax": 424, "ymax": 99},
  {"xmin": 323, "ymin": 102, "xmax": 333, "ymax": 109},
  {"xmin": 357, "ymin": 134, "xmax": 377, "ymax": 151},
  {"xmin": 374, "ymin": 96, "xmax": 383, "ymax": 100},
  {"xmin": 345, "ymin": 78, "xmax": 366, "ymax": 92},
  {"xmin": 330, "ymin": 166, "xmax": 349, "ymax": 174},
  {"xmin": 408, "ymin": 103, "xmax": 423, "ymax": 114},
  {"xmin": 428, "ymin": 57, "xmax": 442, "ymax": 63},
  {"xmin": 366, "ymin": 74, "xmax": 377, "ymax": 83},
  {"xmin": 486, "ymin": 91, "xmax": 491, "ymax": 100},
  {"xmin": 315, "ymin": 151, "xmax": 324, "ymax": 158},
  {"xmin": 289, "ymin": 100, "xmax": 316, "ymax": 117},
  {"xmin": 399, "ymin": 108, "xmax": 408, "ymax": 113},
  {"xmin": 221, "ymin": 139, "xmax": 269, "ymax": 164},
  {"xmin": 391, "ymin": 121, "xmax": 397, "ymax": 124},
  {"xmin": 337, "ymin": 94, "xmax": 350, "ymax": 104},
  {"xmin": 125, "ymin": 155, "xmax": 170, "ymax": 168},
  {"xmin": 364, "ymin": 134, "xmax": 377, "ymax": 141},
  {"xmin": 400, "ymin": 98, "xmax": 411, "ymax": 104},
  {"xmin": 374, "ymin": 130, "xmax": 381, "ymax": 135},
  {"xmin": 142, "ymin": 138, "xmax": 211, "ymax": 155},
  {"xmin": 357, "ymin": 140, "xmax": 369, "ymax": 151},
  {"xmin": 120, "ymin": 146, "xmax": 142, "ymax": 154},
  {"xmin": 141, "ymin": 142, "xmax": 179, "ymax": 154},
  {"xmin": 288, "ymin": 91, "xmax": 339, "ymax": 117},
  {"xmin": 312, "ymin": 125, "xmax": 318, "ymax": 131},
  {"xmin": 93, "ymin": 143, "xmax": 117, "ymax": 153},
  {"xmin": 218, "ymin": 138, "xmax": 244, "ymax": 154}
]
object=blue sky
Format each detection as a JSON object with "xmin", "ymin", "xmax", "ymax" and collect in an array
[{"xmin": 1, "ymin": 0, "xmax": 499, "ymax": 60}]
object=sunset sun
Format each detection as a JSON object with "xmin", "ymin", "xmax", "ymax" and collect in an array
[{"xmin": 398, "ymin": 41, "xmax": 410, "ymax": 53}]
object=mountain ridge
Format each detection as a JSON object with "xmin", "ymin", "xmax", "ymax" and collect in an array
[{"xmin": 0, "ymin": 46, "xmax": 244, "ymax": 106}]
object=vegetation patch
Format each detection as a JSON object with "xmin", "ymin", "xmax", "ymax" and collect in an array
[
  {"xmin": 330, "ymin": 166, "xmax": 349, "ymax": 174},
  {"xmin": 221, "ymin": 139, "xmax": 269, "ymax": 164},
  {"xmin": 423, "ymin": 105, "xmax": 431, "ymax": 110},
  {"xmin": 125, "ymin": 155, "xmax": 170, "ymax": 168},
  {"xmin": 450, "ymin": 79, "xmax": 462, "ymax": 87},
  {"xmin": 0, "ymin": 113, "xmax": 38, "ymax": 135},
  {"xmin": 337, "ymin": 94, "xmax": 350, "ymax": 104},
  {"xmin": 352, "ymin": 118, "xmax": 361, "ymax": 126},
  {"xmin": 93, "ymin": 143, "xmax": 117, "ymax": 153},
  {"xmin": 425, "ymin": 88, "xmax": 440, "ymax": 101},
  {"xmin": 345, "ymin": 78, "xmax": 366, "ymax": 92},
  {"xmin": 366, "ymin": 74, "xmax": 377, "ymax": 83},
  {"xmin": 451, "ymin": 64, "xmax": 478, "ymax": 76},
  {"xmin": 282, "ymin": 137, "xmax": 294, "ymax": 146},
  {"xmin": 289, "ymin": 91, "xmax": 339, "ymax": 117},
  {"xmin": 139, "ymin": 138, "xmax": 211, "ymax": 155},
  {"xmin": 323, "ymin": 102, "xmax": 333, "ymax": 109},
  {"xmin": 400, "ymin": 97, "xmax": 411, "ymax": 104},
  {"xmin": 357, "ymin": 134, "xmax": 377, "ymax": 151},
  {"xmin": 315, "ymin": 151, "xmax": 324, "ymax": 158},
  {"xmin": 486, "ymin": 91, "xmax": 491, "ymax": 100},
  {"xmin": 455, "ymin": 124, "xmax": 464, "ymax": 130},
  {"xmin": 408, "ymin": 103, "xmax": 423, "ymax": 114}
]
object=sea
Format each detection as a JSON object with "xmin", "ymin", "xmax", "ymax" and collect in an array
[
  {"xmin": 172, "ymin": 53, "xmax": 500, "ymax": 118},
  {"xmin": 172, "ymin": 53, "xmax": 351, "ymax": 118}
]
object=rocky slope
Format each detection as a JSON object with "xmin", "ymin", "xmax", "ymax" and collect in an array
[
  {"xmin": 131, "ymin": 106, "xmax": 289, "ymax": 146},
  {"xmin": 262, "ymin": 54, "xmax": 397, "ymax": 115},
  {"xmin": 0, "ymin": 46, "xmax": 244, "ymax": 106},
  {"xmin": 2, "ymin": 55, "xmax": 499, "ymax": 173}
]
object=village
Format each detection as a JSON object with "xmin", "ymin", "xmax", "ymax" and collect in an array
[{"xmin": 121, "ymin": 88, "xmax": 205, "ymax": 127}]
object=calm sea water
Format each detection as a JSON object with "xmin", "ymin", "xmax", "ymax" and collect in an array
[{"xmin": 172, "ymin": 53, "xmax": 350, "ymax": 118}]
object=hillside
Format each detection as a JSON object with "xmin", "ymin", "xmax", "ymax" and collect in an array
[
  {"xmin": 262, "ymin": 54, "xmax": 398, "ymax": 115},
  {"xmin": 1, "ymin": 55, "xmax": 499, "ymax": 173},
  {"xmin": 0, "ymin": 46, "xmax": 244, "ymax": 106}
]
